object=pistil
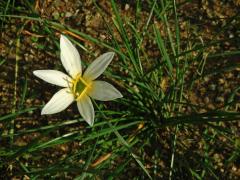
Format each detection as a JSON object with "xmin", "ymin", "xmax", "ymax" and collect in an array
[{"xmin": 71, "ymin": 74, "xmax": 90, "ymax": 101}]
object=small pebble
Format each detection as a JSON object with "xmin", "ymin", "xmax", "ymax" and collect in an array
[
  {"xmin": 229, "ymin": 33, "xmax": 234, "ymax": 38},
  {"xmin": 125, "ymin": 4, "xmax": 130, "ymax": 10},
  {"xmin": 204, "ymin": 96, "xmax": 210, "ymax": 104},
  {"xmin": 207, "ymin": 104, "xmax": 215, "ymax": 109},
  {"xmin": 218, "ymin": 78, "xmax": 225, "ymax": 85},
  {"xmin": 225, "ymin": 88, "xmax": 231, "ymax": 94},
  {"xmin": 209, "ymin": 84, "xmax": 216, "ymax": 91},
  {"xmin": 215, "ymin": 96, "xmax": 224, "ymax": 103},
  {"xmin": 203, "ymin": 76, "xmax": 210, "ymax": 82},
  {"xmin": 65, "ymin": 12, "xmax": 72, "ymax": 18}
]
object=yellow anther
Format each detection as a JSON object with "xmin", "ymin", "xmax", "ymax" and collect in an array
[{"xmin": 70, "ymin": 74, "xmax": 91, "ymax": 101}]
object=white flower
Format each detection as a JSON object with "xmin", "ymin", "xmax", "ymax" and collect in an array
[{"xmin": 33, "ymin": 35, "xmax": 123, "ymax": 126}]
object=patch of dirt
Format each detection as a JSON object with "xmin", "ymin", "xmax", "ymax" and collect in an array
[{"xmin": 0, "ymin": 0, "xmax": 240, "ymax": 179}]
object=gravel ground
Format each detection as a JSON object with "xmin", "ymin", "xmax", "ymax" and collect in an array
[{"xmin": 0, "ymin": 0, "xmax": 240, "ymax": 178}]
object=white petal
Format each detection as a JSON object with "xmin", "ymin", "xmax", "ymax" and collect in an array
[
  {"xmin": 83, "ymin": 52, "xmax": 115, "ymax": 81},
  {"xmin": 60, "ymin": 35, "xmax": 82, "ymax": 77},
  {"xmin": 88, "ymin": 81, "xmax": 123, "ymax": 101},
  {"xmin": 33, "ymin": 70, "xmax": 71, "ymax": 87},
  {"xmin": 77, "ymin": 95, "xmax": 94, "ymax": 126},
  {"xmin": 41, "ymin": 88, "xmax": 74, "ymax": 115}
]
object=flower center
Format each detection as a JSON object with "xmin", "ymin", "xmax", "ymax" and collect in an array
[{"xmin": 71, "ymin": 74, "xmax": 90, "ymax": 101}]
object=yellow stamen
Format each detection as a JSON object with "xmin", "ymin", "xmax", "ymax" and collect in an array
[{"xmin": 71, "ymin": 74, "xmax": 91, "ymax": 101}]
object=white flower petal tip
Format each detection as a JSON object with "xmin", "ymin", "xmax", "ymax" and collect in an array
[
  {"xmin": 77, "ymin": 96, "xmax": 95, "ymax": 126},
  {"xmin": 88, "ymin": 81, "xmax": 123, "ymax": 101},
  {"xmin": 60, "ymin": 34, "xmax": 82, "ymax": 77},
  {"xmin": 83, "ymin": 52, "xmax": 115, "ymax": 81},
  {"xmin": 41, "ymin": 88, "xmax": 74, "ymax": 115},
  {"xmin": 33, "ymin": 70, "xmax": 71, "ymax": 87}
]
